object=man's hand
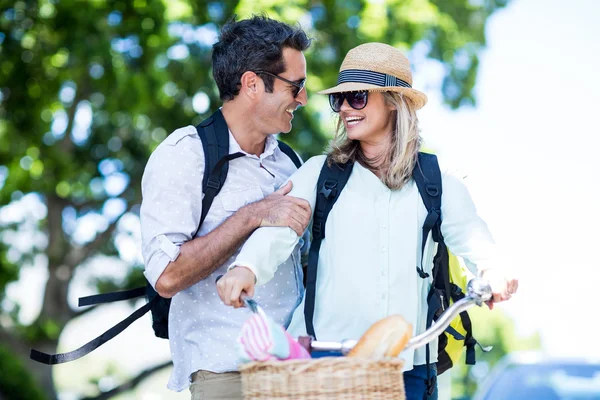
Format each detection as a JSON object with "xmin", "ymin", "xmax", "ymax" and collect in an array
[
  {"xmin": 217, "ymin": 266, "xmax": 257, "ymax": 308},
  {"xmin": 244, "ymin": 181, "xmax": 311, "ymax": 236},
  {"xmin": 481, "ymin": 269, "xmax": 519, "ymax": 310}
]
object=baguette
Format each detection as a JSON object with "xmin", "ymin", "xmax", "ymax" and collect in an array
[{"xmin": 347, "ymin": 315, "xmax": 413, "ymax": 358}]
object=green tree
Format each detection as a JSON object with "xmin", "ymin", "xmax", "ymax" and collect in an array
[{"xmin": 0, "ymin": 0, "xmax": 509, "ymax": 398}]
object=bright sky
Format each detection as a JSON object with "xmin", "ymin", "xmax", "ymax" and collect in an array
[{"xmin": 7, "ymin": 0, "xmax": 600, "ymax": 398}]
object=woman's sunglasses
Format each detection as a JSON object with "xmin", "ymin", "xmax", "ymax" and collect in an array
[{"xmin": 329, "ymin": 91, "xmax": 369, "ymax": 113}]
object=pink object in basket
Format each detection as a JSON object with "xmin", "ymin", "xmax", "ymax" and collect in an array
[{"xmin": 238, "ymin": 313, "xmax": 310, "ymax": 362}]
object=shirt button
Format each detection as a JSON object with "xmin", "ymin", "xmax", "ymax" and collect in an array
[
  {"xmin": 381, "ymin": 247, "xmax": 387, "ymax": 252},
  {"xmin": 382, "ymin": 224, "xmax": 387, "ymax": 229},
  {"xmin": 382, "ymin": 293, "xmax": 387, "ymax": 300},
  {"xmin": 382, "ymin": 269, "xmax": 386, "ymax": 276}
]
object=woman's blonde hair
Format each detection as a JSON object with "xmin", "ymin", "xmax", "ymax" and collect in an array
[{"xmin": 328, "ymin": 91, "xmax": 422, "ymax": 190}]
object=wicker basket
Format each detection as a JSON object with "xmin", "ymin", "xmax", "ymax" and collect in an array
[{"xmin": 239, "ymin": 357, "xmax": 405, "ymax": 400}]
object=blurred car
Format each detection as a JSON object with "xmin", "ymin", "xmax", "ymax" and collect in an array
[{"xmin": 472, "ymin": 351, "xmax": 600, "ymax": 400}]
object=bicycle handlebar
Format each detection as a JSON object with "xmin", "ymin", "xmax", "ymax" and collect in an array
[{"xmin": 305, "ymin": 277, "xmax": 493, "ymax": 354}]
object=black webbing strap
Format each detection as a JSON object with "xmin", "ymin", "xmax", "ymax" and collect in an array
[
  {"xmin": 453, "ymin": 283, "xmax": 481, "ymax": 364},
  {"xmin": 443, "ymin": 284, "xmax": 468, "ymax": 342},
  {"xmin": 445, "ymin": 325, "xmax": 465, "ymax": 341},
  {"xmin": 304, "ymin": 159, "xmax": 354, "ymax": 338},
  {"xmin": 196, "ymin": 151, "xmax": 245, "ymax": 236},
  {"xmin": 424, "ymin": 344, "xmax": 437, "ymax": 399},
  {"xmin": 435, "ymin": 242, "xmax": 452, "ymax": 306},
  {"xmin": 412, "ymin": 153, "xmax": 443, "ymax": 279},
  {"xmin": 460, "ymin": 310, "xmax": 477, "ymax": 365},
  {"xmin": 277, "ymin": 140, "xmax": 302, "ymax": 169},
  {"xmin": 423, "ymin": 242, "xmax": 443, "ymax": 396},
  {"xmin": 424, "ymin": 287, "xmax": 439, "ymax": 398},
  {"xmin": 414, "ymin": 153, "xmax": 443, "ymax": 398},
  {"xmin": 78, "ymin": 286, "xmax": 146, "ymax": 307},
  {"xmin": 423, "ymin": 254, "xmax": 444, "ymax": 386},
  {"xmin": 426, "ymin": 287, "xmax": 442, "ymax": 329},
  {"xmin": 200, "ymin": 114, "xmax": 223, "ymax": 192},
  {"xmin": 425, "ymin": 239, "xmax": 446, "ymax": 329},
  {"xmin": 196, "ymin": 110, "xmax": 245, "ymax": 235},
  {"xmin": 448, "ymin": 271, "xmax": 479, "ymax": 364},
  {"xmin": 30, "ymin": 296, "xmax": 157, "ymax": 365}
]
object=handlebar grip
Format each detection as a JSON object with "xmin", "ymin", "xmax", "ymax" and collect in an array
[{"xmin": 215, "ymin": 274, "xmax": 254, "ymax": 311}]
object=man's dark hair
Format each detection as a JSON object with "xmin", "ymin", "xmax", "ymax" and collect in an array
[{"xmin": 212, "ymin": 15, "xmax": 311, "ymax": 101}]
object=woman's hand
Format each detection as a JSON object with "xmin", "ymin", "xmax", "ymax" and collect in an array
[
  {"xmin": 216, "ymin": 266, "xmax": 257, "ymax": 308},
  {"xmin": 243, "ymin": 181, "xmax": 312, "ymax": 236},
  {"xmin": 481, "ymin": 268, "xmax": 519, "ymax": 310}
]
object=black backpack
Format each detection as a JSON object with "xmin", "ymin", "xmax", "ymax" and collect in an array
[
  {"xmin": 304, "ymin": 153, "xmax": 483, "ymax": 395},
  {"xmin": 30, "ymin": 109, "xmax": 302, "ymax": 365}
]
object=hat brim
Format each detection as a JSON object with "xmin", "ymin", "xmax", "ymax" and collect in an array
[{"xmin": 318, "ymin": 82, "xmax": 428, "ymax": 110}]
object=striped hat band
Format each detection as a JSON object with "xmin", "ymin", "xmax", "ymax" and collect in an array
[{"xmin": 337, "ymin": 69, "xmax": 412, "ymax": 89}]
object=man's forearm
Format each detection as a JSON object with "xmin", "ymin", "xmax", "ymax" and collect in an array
[{"xmin": 155, "ymin": 206, "xmax": 259, "ymax": 298}]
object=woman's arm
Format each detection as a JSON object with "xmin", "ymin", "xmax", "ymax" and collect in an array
[
  {"xmin": 440, "ymin": 171, "xmax": 498, "ymax": 275},
  {"xmin": 217, "ymin": 155, "xmax": 326, "ymax": 307},
  {"xmin": 441, "ymin": 171, "xmax": 518, "ymax": 307}
]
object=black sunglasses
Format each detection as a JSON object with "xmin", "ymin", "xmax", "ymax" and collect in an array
[
  {"xmin": 329, "ymin": 91, "xmax": 369, "ymax": 113},
  {"xmin": 254, "ymin": 70, "xmax": 306, "ymax": 98}
]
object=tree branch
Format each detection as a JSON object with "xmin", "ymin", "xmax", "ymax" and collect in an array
[
  {"xmin": 59, "ymin": 99, "xmax": 80, "ymax": 155},
  {"xmin": 81, "ymin": 360, "xmax": 172, "ymax": 400},
  {"xmin": 73, "ymin": 198, "xmax": 107, "ymax": 214},
  {"xmin": 66, "ymin": 201, "xmax": 136, "ymax": 269},
  {"xmin": 46, "ymin": 195, "xmax": 70, "ymax": 267},
  {"xmin": 66, "ymin": 219, "xmax": 119, "ymax": 269},
  {"xmin": 0, "ymin": 328, "xmax": 23, "ymax": 353},
  {"xmin": 60, "ymin": 78, "xmax": 90, "ymax": 154}
]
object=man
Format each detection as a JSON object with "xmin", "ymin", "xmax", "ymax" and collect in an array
[{"xmin": 140, "ymin": 16, "xmax": 312, "ymax": 399}]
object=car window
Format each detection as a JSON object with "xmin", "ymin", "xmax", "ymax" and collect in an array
[{"xmin": 483, "ymin": 364, "xmax": 600, "ymax": 400}]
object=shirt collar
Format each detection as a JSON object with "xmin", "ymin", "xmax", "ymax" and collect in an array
[
  {"xmin": 228, "ymin": 130, "xmax": 279, "ymax": 161},
  {"xmin": 263, "ymin": 134, "xmax": 279, "ymax": 160}
]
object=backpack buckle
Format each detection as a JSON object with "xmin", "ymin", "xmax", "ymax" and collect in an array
[
  {"xmin": 426, "ymin": 184, "xmax": 439, "ymax": 197},
  {"xmin": 313, "ymin": 220, "xmax": 324, "ymax": 239},
  {"xmin": 206, "ymin": 178, "xmax": 221, "ymax": 190},
  {"xmin": 426, "ymin": 375, "xmax": 437, "ymax": 396},
  {"xmin": 320, "ymin": 180, "xmax": 338, "ymax": 199},
  {"xmin": 451, "ymin": 284, "xmax": 463, "ymax": 297}
]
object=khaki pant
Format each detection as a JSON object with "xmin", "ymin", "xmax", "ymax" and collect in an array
[{"xmin": 189, "ymin": 370, "xmax": 242, "ymax": 400}]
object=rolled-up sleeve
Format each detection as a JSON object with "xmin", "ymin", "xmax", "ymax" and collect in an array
[
  {"xmin": 231, "ymin": 155, "xmax": 326, "ymax": 285},
  {"xmin": 441, "ymin": 170, "xmax": 499, "ymax": 276},
  {"xmin": 140, "ymin": 126, "xmax": 204, "ymax": 289}
]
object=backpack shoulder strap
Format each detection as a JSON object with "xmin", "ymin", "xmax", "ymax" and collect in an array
[
  {"xmin": 412, "ymin": 152, "xmax": 443, "ymax": 279},
  {"xmin": 413, "ymin": 152, "xmax": 445, "ymax": 395},
  {"xmin": 304, "ymin": 158, "xmax": 354, "ymax": 338},
  {"xmin": 277, "ymin": 140, "xmax": 302, "ymax": 169},
  {"xmin": 196, "ymin": 109, "xmax": 244, "ymax": 234}
]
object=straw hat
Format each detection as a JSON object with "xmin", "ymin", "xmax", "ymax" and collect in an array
[{"xmin": 318, "ymin": 43, "xmax": 427, "ymax": 110}]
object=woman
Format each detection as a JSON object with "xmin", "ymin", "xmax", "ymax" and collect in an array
[{"xmin": 216, "ymin": 43, "xmax": 518, "ymax": 400}]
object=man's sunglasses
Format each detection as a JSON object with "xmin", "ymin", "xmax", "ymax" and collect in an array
[
  {"xmin": 329, "ymin": 91, "xmax": 369, "ymax": 113},
  {"xmin": 254, "ymin": 70, "xmax": 306, "ymax": 98}
]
